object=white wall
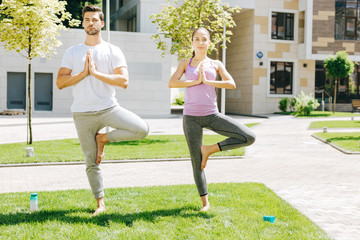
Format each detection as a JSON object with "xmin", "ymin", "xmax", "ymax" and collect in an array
[{"xmin": 0, "ymin": 29, "xmax": 172, "ymax": 117}]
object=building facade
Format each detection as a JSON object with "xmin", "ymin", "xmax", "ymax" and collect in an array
[
  {"xmin": 1, "ymin": 0, "xmax": 358, "ymax": 116},
  {"xmin": 0, "ymin": 29, "xmax": 171, "ymax": 116},
  {"xmin": 225, "ymin": 0, "xmax": 360, "ymax": 114}
]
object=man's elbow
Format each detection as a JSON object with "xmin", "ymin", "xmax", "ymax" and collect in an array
[
  {"xmin": 56, "ymin": 80, "xmax": 63, "ymax": 90},
  {"xmin": 122, "ymin": 78, "xmax": 129, "ymax": 89}
]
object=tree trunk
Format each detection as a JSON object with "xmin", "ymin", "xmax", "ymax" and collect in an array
[
  {"xmin": 333, "ymin": 78, "xmax": 337, "ymax": 113},
  {"xmin": 27, "ymin": 60, "xmax": 32, "ymax": 144},
  {"xmin": 27, "ymin": 30, "xmax": 33, "ymax": 145}
]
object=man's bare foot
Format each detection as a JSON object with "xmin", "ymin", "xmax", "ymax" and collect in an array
[
  {"xmin": 96, "ymin": 133, "xmax": 109, "ymax": 164},
  {"xmin": 200, "ymin": 145, "xmax": 211, "ymax": 170},
  {"xmin": 93, "ymin": 197, "xmax": 106, "ymax": 216},
  {"xmin": 93, "ymin": 206, "xmax": 106, "ymax": 216}
]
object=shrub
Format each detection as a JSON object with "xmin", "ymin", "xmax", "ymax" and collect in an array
[
  {"xmin": 293, "ymin": 91, "xmax": 320, "ymax": 116},
  {"xmin": 175, "ymin": 92, "xmax": 184, "ymax": 105},
  {"xmin": 289, "ymin": 97, "xmax": 297, "ymax": 112},
  {"xmin": 278, "ymin": 98, "xmax": 289, "ymax": 112}
]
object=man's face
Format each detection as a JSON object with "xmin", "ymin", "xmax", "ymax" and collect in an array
[{"xmin": 82, "ymin": 11, "xmax": 104, "ymax": 35}]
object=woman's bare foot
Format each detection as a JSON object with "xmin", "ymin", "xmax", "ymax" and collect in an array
[
  {"xmin": 200, "ymin": 145, "xmax": 211, "ymax": 170},
  {"xmin": 200, "ymin": 195, "xmax": 210, "ymax": 211},
  {"xmin": 96, "ymin": 133, "xmax": 109, "ymax": 165},
  {"xmin": 200, "ymin": 144, "xmax": 220, "ymax": 170},
  {"xmin": 93, "ymin": 197, "xmax": 106, "ymax": 216},
  {"xmin": 200, "ymin": 204, "xmax": 210, "ymax": 212}
]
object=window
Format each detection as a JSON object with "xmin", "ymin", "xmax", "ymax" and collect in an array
[
  {"xmin": 335, "ymin": 0, "xmax": 360, "ymax": 40},
  {"xmin": 272, "ymin": 12, "xmax": 294, "ymax": 40},
  {"xmin": 127, "ymin": 16, "xmax": 136, "ymax": 32},
  {"xmin": 270, "ymin": 61, "xmax": 293, "ymax": 95}
]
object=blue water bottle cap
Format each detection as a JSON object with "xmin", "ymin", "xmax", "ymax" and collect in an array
[{"xmin": 30, "ymin": 193, "xmax": 38, "ymax": 198}]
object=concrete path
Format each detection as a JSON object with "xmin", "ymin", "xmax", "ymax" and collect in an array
[{"xmin": 1, "ymin": 114, "xmax": 360, "ymax": 239}]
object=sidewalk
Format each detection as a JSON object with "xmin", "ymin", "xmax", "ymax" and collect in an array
[{"xmin": 1, "ymin": 114, "xmax": 360, "ymax": 239}]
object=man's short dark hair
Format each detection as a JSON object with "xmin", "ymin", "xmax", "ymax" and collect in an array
[{"xmin": 82, "ymin": 5, "xmax": 104, "ymax": 21}]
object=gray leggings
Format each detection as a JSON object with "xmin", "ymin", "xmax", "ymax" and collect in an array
[
  {"xmin": 73, "ymin": 105, "xmax": 149, "ymax": 199},
  {"xmin": 183, "ymin": 113, "xmax": 256, "ymax": 196}
]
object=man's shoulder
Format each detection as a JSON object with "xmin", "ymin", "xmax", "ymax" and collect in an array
[{"xmin": 65, "ymin": 43, "xmax": 85, "ymax": 53}]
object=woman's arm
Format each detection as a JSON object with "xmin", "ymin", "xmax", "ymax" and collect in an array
[
  {"xmin": 169, "ymin": 60, "xmax": 202, "ymax": 88},
  {"xmin": 201, "ymin": 60, "xmax": 236, "ymax": 89}
]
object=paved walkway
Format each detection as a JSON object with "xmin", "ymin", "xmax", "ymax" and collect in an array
[{"xmin": 1, "ymin": 113, "xmax": 360, "ymax": 239}]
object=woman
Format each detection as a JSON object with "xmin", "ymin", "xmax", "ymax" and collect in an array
[{"xmin": 169, "ymin": 27, "xmax": 256, "ymax": 211}]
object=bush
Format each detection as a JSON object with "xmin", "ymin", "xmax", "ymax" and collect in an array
[
  {"xmin": 174, "ymin": 92, "xmax": 184, "ymax": 105},
  {"xmin": 293, "ymin": 91, "xmax": 320, "ymax": 116},
  {"xmin": 289, "ymin": 97, "xmax": 297, "ymax": 112},
  {"xmin": 278, "ymin": 98, "xmax": 289, "ymax": 112}
]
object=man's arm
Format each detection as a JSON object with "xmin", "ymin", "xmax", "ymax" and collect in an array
[
  {"xmin": 56, "ymin": 53, "xmax": 89, "ymax": 90},
  {"xmin": 90, "ymin": 66, "xmax": 129, "ymax": 89},
  {"xmin": 56, "ymin": 67, "xmax": 89, "ymax": 90},
  {"xmin": 88, "ymin": 51, "xmax": 129, "ymax": 89}
]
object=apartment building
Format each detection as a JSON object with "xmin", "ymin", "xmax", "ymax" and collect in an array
[{"xmin": 224, "ymin": 0, "xmax": 360, "ymax": 114}]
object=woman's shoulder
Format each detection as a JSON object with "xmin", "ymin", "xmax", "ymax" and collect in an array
[
  {"xmin": 207, "ymin": 59, "xmax": 223, "ymax": 71},
  {"xmin": 178, "ymin": 59, "xmax": 192, "ymax": 71},
  {"xmin": 180, "ymin": 59, "xmax": 191, "ymax": 65}
]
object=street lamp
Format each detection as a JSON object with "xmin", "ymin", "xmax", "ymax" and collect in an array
[{"xmin": 221, "ymin": 11, "xmax": 228, "ymax": 115}]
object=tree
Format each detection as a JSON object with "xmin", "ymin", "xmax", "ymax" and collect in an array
[
  {"xmin": 0, "ymin": 0, "xmax": 80, "ymax": 144},
  {"xmin": 63, "ymin": 0, "xmax": 100, "ymax": 28},
  {"xmin": 150, "ymin": 0, "xmax": 240, "ymax": 60},
  {"xmin": 324, "ymin": 51, "xmax": 354, "ymax": 112}
]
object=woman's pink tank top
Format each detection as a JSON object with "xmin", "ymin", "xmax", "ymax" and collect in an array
[{"xmin": 183, "ymin": 59, "xmax": 219, "ymax": 116}]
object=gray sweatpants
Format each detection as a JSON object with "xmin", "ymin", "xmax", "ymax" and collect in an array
[
  {"xmin": 183, "ymin": 113, "xmax": 256, "ymax": 196},
  {"xmin": 73, "ymin": 105, "xmax": 149, "ymax": 199}
]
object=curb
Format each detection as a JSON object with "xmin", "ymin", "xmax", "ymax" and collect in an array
[
  {"xmin": 0, "ymin": 156, "xmax": 244, "ymax": 168},
  {"xmin": 311, "ymin": 134, "xmax": 360, "ymax": 155}
]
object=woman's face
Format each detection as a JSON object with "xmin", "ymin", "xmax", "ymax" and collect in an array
[{"xmin": 192, "ymin": 30, "xmax": 211, "ymax": 54}]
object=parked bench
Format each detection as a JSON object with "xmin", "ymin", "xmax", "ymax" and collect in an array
[{"xmin": 352, "ymin": 99, "xmax": 360, "ymax": 112}]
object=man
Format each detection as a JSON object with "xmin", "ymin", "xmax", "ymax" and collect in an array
[{"xmin": 56, "ymin": 5, "xmax": 149, "ymax": 216}]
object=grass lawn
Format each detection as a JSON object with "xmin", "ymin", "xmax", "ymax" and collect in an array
[
  {"xmin": 0, "ymin": 183, "xmax": 330, "ymax": 239},
  {"xmin": 0, "ymin": 135, "xmax": 246, "ymax": 165},
  {"xmin": 275, "ymin": 111, "xmax": 360, "ymax": 117},
  {"xmin": 313, "ymin": 132, "xmax": 360, "ymax": 152},
  {"xmin": 309, "ymin": 120, "xmax": 360, "ymax": 129}
]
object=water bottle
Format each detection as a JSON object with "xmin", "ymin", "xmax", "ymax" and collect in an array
[{"xmin": 30, "ymin": 193, "xmax": 38, "ymax": 211}]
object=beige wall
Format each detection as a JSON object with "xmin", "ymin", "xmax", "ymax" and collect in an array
[
  {"xmin": 226, "ymin": 9, "xmax": 255, "ymax": 114},
  {"xmin": 224, "ymin": 0, "xmax": 320, "ymax": 114}
]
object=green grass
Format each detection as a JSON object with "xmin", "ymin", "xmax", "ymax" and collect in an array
[
  {"xmin": 0, "ymin": 135, "xmax": 245, "ymax": 165},
  {"xmin": 309, "ymin": 120, "xmax": 360, "ymax": 129},
  {"xmin": 0, "ymin": 183, "xmax": 330, "ymax": 239},
  {"xmin": 313, "ymin": 132, "xmax": 360, "ymax": 152},
  {"xmin": 275, "ymin": 111, "xmax": 360, "ymax": 117}
]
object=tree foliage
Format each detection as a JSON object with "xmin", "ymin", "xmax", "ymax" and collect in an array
[
  {"xmin": 63, "ymin": 0, "xmax": 100, "ymax": 28},
  {"xmin": 324, "ymin": 51, "xmax": 354, "ymax": 112},
  {"xmin": 0, "ymin": 0, "xmax": 79, "ymax": 144},
  {"xmin": 324, "ymin": 51, "xmax": 354, "ymax": 79},
  {"xmin": 0, "ymin": 0, "xmax": 80, "ymax": 59},
  {"xmin": 150, "ymin": 0, "xmax": 240, "ymax": 60}
]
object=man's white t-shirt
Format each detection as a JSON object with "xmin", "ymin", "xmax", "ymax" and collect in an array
[{"xmin": 60, "ymin": 41, "xmax": 127, "ymax": 112}]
